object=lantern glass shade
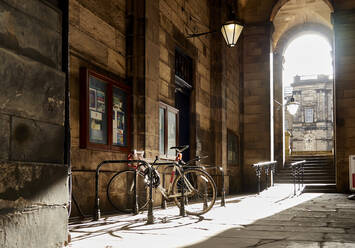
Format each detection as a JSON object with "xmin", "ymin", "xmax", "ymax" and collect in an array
[
  {"xmin": 287, "ymin": 102, "xmax": 299, "ymax": 116},
  {"xmin": 221, "ymin": 20, "xmax": 243, "ymax": 47}
]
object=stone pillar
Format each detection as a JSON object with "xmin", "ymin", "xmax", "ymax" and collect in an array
[
  {"xmin": 127, "ymin": 0, "xmax": 146, "ymax": 151},
  {"xmin": 0, "ymin": 0, "xmax": 68, "ymax": 247},
  {"xmin": 243, "ymin": 23, "xmax": 273, "ymax": 192},
  {"xmin": 333, "ymin": 6, "xmax": 355, "ymax": 192},
  {"xmin": 210, "ymin": 0, "xmax": 227, "ymax": 178},
  {"xmin": 145, "ymin": 0, "xmax": 160, "ymax": 158},
  {"xmin": 273, "ymin": 52, "xmax": 284, "ymax": 167}
]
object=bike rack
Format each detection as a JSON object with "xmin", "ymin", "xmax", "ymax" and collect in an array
[
  {"xmin": 94, "ymin": 159, "xmax": 155, "ymax": 224},
  {"xmin": 199, "ymin": 166, "xmax": 226, "ymax": 207},
  {"xmin": 251, "ymin": 161, "xmax": 277, "ymax": 194}
]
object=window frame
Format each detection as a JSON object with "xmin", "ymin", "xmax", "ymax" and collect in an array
[
  {"xmin": 159, "ymin": 102, "xmax": 179, "ymax": 159},
  {"xmin": 304, "ymin": 107, "xmax": 314, "ymax": 123},
  {"xmin": 80, "ymin": 68, "xmax": 131, "ymax": 152}
]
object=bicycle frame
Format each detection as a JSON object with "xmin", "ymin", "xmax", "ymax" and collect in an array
[{"xmin": 153, "ymin": 162, "xmax": 198, "ymax": 200}]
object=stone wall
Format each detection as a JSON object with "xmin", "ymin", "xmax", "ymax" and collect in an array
[
  {"xmin": 333, "ymin": 3, "xmax": 355, "ymax": 192},
  {"xmin": 69, "ymin": 0, "xmax": 127, "ymax": 215},
  {"xmin": 290, "ymin": 78, "xmax": 333, "ymax": 153},
  {"xmin": 0, "ymin": 0, "xmax": 68, "ymax": 247},
  {"xmin": 157, "ymin": 0, "xmax": 211, "ymax": 159},
  {"xmin": 243, "ymin": 24, "xmax": 272, "ymax": 192}
]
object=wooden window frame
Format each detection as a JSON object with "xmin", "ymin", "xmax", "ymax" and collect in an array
[
  {"xmin": 80, "ymin": 68, "xmax": 131, "ymax": 152},
  {"xmin": 159, "ymin": 102, "xmax": 179, "ymax": 159}
]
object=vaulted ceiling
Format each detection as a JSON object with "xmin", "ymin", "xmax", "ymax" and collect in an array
[{"xmin": 235, "ymin": 0, "xmax": 333, "ymax": 49}]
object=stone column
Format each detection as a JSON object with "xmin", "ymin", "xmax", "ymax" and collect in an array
[
  {"xmin": 145, "ymin": 0, "xmax": 160, "ymax": 158},
  {"xmin": 333, "ymin": 6, "xmax": 355, "ymax": 192},
  {"xmin": 243, "ymin": 23, "xmax": 273, "ymax": 192},
  {"xmin": 273, "ymin": 52, "xmax": 284, "ymax": 168},
  {"xmin": 0, "ymin": 0, "xmax": 68, "ymax": 247},
  {"xmin": 127, "ymin": 0, "xmax": 146, "ymax": 152}
]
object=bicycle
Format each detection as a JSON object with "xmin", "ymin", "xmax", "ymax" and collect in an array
[{"xmin": 107, "ymin": 146, "xmax": 217, "ymax": 215}]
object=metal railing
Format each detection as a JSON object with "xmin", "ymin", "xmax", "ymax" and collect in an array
[
  {"xmin": 290, "ymin": 160, "xmax": 306, "ymax": 195},
  {"xmin": 251, "ymin": 161, "xmax": 277, "ymax": 194}
]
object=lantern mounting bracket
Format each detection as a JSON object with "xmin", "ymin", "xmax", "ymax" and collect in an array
[{"xmin": 186, "ymin": 30, "xmax": 217, "ymax": 39}]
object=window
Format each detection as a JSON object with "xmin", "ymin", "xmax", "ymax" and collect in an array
[
  {"xmin": 175, "ymin": 49, "xmax": 193, "ymax": 84},
  {"xmin": 305, "ymin": 108, "xmax": 314, "ymax": 123},
  {"xmin": 227, "ymin": 130, "xmax": 239, "ymax": 166},
  {"xmin": 80, "ymin": 68, "xmax": 131, "ymax": 151},
  {"xmin": 159, "ymin": 102, "xmax": 179, "ymax": 158}
]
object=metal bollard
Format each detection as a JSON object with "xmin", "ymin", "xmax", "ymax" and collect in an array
[
  {"xmin": 147, "ymin": 166, "xmax": 154, "ymax": 224},
  {"xmin": 179, "ymin": 166, "xmax": 186, "ymax": 217},
  {"xmin": 219, "ymin": 167, "xmax": 226, "ymax": 207},
  {"xmin": 256, "ymin": 166, "xmax": 261, "ymax": 195},
  {"xmin": 161, "ymin": 170, "xmax": 167, "ymax": 209},
  {"xmin": 265, "ymin": 165, "xmax": 269, "ymax": 190},
  {"xmin": 133, "ymin": 170, "xmax": 139, "ymax": 215},
  {"xmin": 94, "ymin": 171, "xmax": 100, "ymax": 220}
]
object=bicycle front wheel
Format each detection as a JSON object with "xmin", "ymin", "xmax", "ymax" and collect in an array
[
  {"xmin": 107, "ymin": 170, "xmax": 149, "ymax": 213},
  {"xmin": 172, "ymin": 168, "xmax": 216, "ymax": 215}
]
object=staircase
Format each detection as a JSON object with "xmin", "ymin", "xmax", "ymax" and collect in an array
[{"xmin": 274, "ymin": 155, "xmax": 336, "ymax": 193}]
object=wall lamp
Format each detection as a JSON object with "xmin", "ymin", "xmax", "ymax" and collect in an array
[
  {"xmin": 274, "ymin": 97, "xmax": 300, "ymax": 116},
  {"xmin": 186, "ymin": 20, "xmax": 243, "ymax": 47}
]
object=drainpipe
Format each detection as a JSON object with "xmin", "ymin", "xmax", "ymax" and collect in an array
[{"xmin": 60, "ymin": 0, "xmax": 71, "ymax": 217}]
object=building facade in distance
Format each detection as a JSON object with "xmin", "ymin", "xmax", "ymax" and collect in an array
[{"xmin": 285, "ymin": 75, "xmax": 333, "ymax": 154}]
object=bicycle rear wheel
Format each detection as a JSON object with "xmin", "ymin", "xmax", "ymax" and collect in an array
[
  {"xmin": 107, "ymin": 170, "xmax": 149, "ymax": 213},
  {"xmin": 172, "ymin": 168, "xmax": 216, "ymax": 215}
]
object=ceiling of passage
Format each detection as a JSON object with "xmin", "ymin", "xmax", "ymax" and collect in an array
[{"xmin": 271, "ymin": 0, "xmax": 333, "ymax": 49}]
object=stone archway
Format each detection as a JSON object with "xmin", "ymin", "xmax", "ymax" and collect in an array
[
  {"xmin": 270, "ymin": 0, "xmax": 334, "ymax": 23},
  {"xmin": 272, "ymin": 23, "xmax": 334, "ymax": 167},
  {"xmin": 270, "ymin": 0, "xmax": 334, "ymax": 167}
]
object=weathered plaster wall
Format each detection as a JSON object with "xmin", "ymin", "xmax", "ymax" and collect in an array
[
  {"xmin": 69, "ymin": 0, "xmax": 127, "ymax": 215},
  {"xmin": 0, "ymin": 0, "xmax": 68, "ymax": 247}
]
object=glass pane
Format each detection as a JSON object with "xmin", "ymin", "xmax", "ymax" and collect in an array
[
  {"xmin": 159, "ymin": 108, "xmax": 165, "ymax": 154},
  {"xmin": 89, "ymin": 76, "xmax": 107, "ymax": 144},
  {"xmin": 112, "ymin": 87, "xmax": 127, "ymax": 146},
  {"xmin": 167, "ymin": 111, "xmax": 176, "ymax": 157},
  {"xmin": 305, "ymin": 108, "xmax": 313, "ymax": 123}
]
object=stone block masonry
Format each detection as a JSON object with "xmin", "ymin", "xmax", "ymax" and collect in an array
[{"xmin": 0, "ymin": 0, "xmax": 68, "ymax": 247}]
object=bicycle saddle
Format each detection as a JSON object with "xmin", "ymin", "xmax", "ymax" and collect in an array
[{"xmin": 170, "ymin": 145, "xmax": 189, "ymax": 153}]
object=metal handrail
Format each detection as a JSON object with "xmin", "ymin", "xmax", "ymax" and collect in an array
[
  {"xmin": 251, "ymin": 161, "xmax": 277, "ymax": 194},
  {"xmin": 290, "ymin": 160, "xmax": 306, "ymax": 195}
]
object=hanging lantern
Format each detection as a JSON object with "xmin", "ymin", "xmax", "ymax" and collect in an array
[
  {"xmin": 286, "ymin": 97, "xmax": 300, "ymax": 116},
  {"xmin": 221, "ymin": 20, "xmax": 244, "ymax": 47}
]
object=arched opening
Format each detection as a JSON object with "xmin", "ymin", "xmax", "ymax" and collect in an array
[
  {"xmin": 271, "ymin": 0, "xmax": 336, "ymax": 190},
  {"xmin": 283, "ymin": 34, "xmax": 333, "ymax": 155}
]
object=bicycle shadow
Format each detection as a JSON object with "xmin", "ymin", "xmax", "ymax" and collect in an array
[{"xmin": 69, "ymin": 213, "xmax": 205, "ymax": 243}]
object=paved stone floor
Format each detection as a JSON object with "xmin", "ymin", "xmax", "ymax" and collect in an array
[{"xmin": 67, "ymin": 185, "xmax": 355, "ymax": 248}]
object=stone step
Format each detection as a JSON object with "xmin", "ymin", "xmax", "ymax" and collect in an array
[
  {"xmin": 274, "ymin": 179, "xmax": 335, "ymax": 184},
  {"xmin": 302, "ymin": 184, "xmax": 337, "ymax": 193}
]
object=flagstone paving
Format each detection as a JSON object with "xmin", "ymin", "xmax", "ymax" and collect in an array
[{"xmin": 67, "ymin": 185, "xmax": 355, "ymax": 248}]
